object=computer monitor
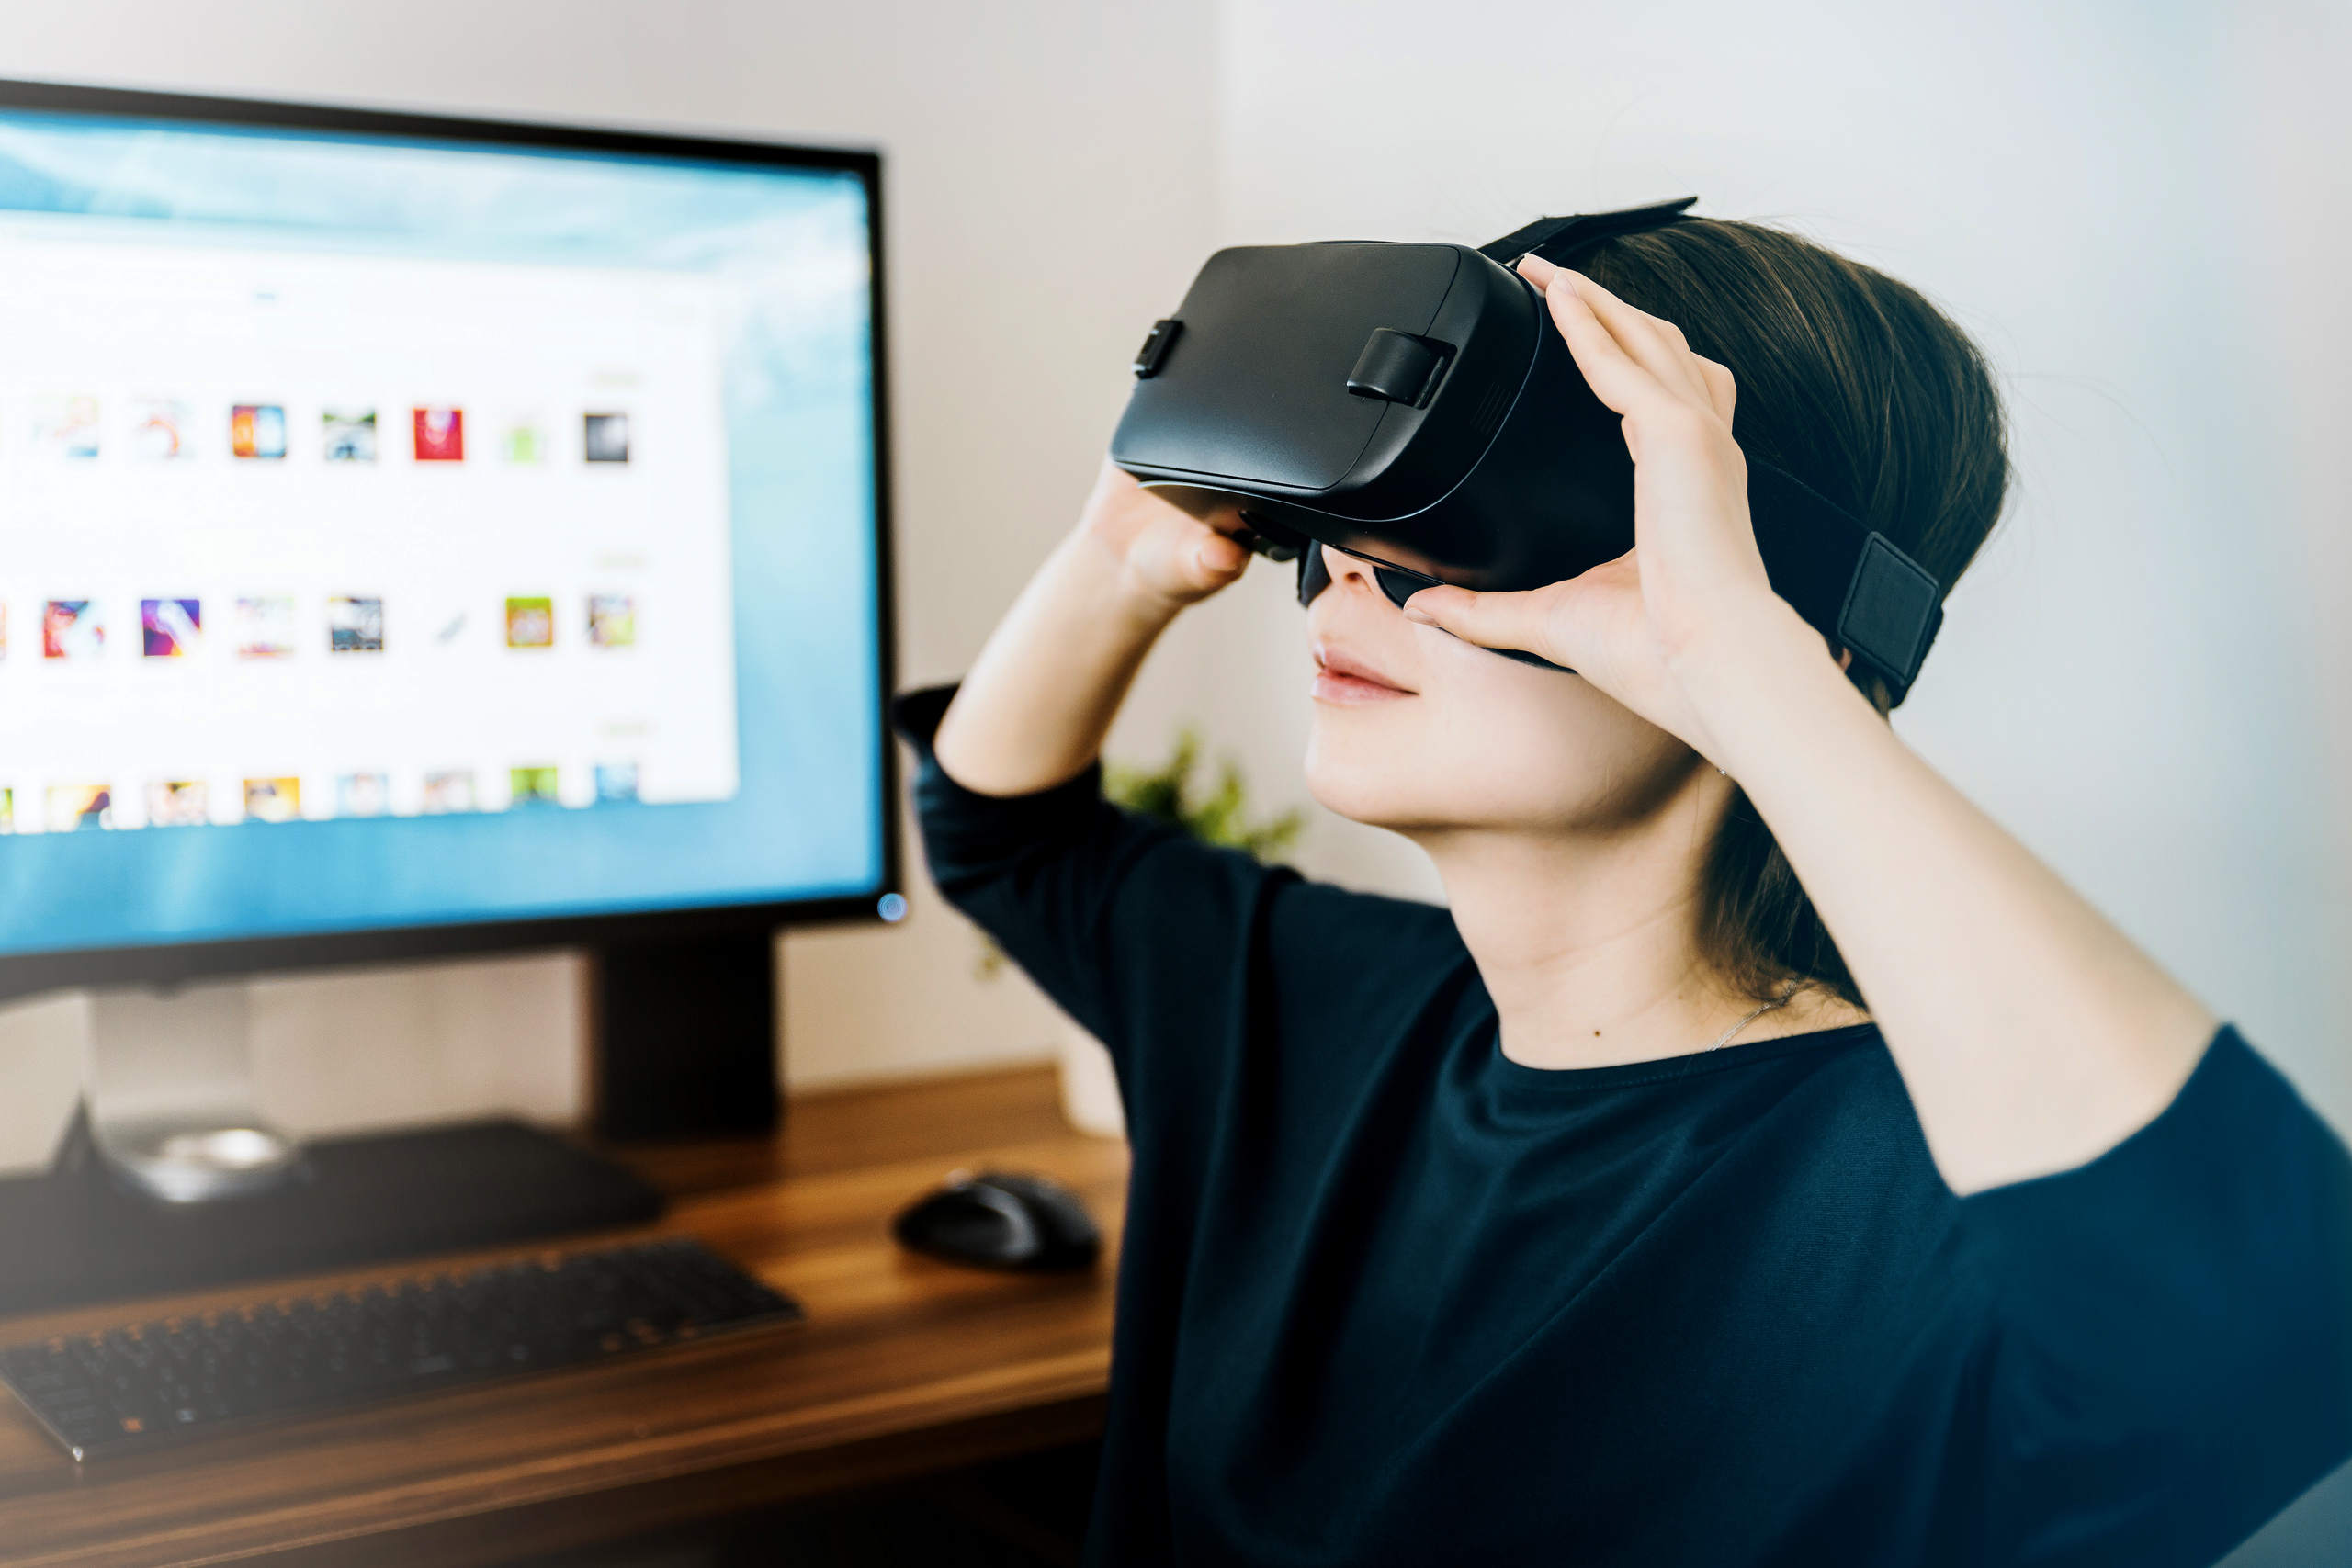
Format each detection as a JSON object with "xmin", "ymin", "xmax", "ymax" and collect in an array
[
  {"xmin": 0, "ymin": 82, "xmax": 897, "ymax": 1261},
  {"xmin": 0, "ymin": 80, "xmax": 897, "ymax": 1002}
]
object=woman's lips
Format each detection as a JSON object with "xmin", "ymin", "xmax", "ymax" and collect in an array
[{"xmin": 1312, "ymin": 643, "xmax": 1416, "ymax": 705}]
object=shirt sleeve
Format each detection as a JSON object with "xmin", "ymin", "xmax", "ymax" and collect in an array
[
  {"xmin": 1963, "ymin": 1028, "xmax": 2352, "ymax": 1566},
  {"xmin": 890, "ymin": 684, "xmax": 1288, "ymax": 1071}
]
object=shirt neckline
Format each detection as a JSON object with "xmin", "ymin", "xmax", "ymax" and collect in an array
[{"xmin": 1485, "ymin": 1021, "xmax": 1883, "ymax": 1095}]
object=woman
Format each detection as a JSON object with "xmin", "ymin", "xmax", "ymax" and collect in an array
[{"xmin": 899, "ymin": 220, "xmax": 2352, "ymax": 1565}]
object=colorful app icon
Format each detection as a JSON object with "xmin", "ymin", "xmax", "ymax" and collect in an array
[
  {"xmin": 322, "ymin": 407, "xmax": 378, "ymax": 462},
  {"xmin": 413, "ymin": 407, "xmax": 464, "ymax": 461},
  {"xmin": 502, "ymin": 415, "xmax": 546, "ymax": 464},
  {"xmin": 421, "ymin": 770, "xmax": 475, "ymax": 814},
  {"xmin": 236, "ymin": 595, "xmax": 299, "ymax": 659},
  {"xmin": 243, "ymin": 777, "xmax": 300, "ymax": 823},
  {"xmin": 141, "ymin": 598, "xmax": 200, "ymax": 658},
  {"xmin": 509, "ymin": 766, "xmax": 560, "ymax": 807},
  {"xmin": 594, "ymin": 762, "xmax": 639, "ymax": 804},
  {"xmin": 43, "ymin": 601, "xmax": 102, "ymax": 660},
  {"xmin": 130, "ymin": 398, "xmax": 193, "ymax": 461},
  {"xmin": 336, "ymin": 772, "xmax": 390, "ymax": 818},
  {"xmin": 231, "ymin": 404, "xmax": 288, "ymax": 460},
  {"xmin": 0, "ymin": 789, "xmax": 13, "ymax": 834},
  {"xmin": 328, "ymin": 596, "xmax": 385, "ymax": 653},
  {"xmin": 582, "ymin": 412, "xmax": 629, "ymax": 464},
  {"xmin": 147, "ymin": 781, "xmax": 209, "ymax": 827},
  {"xmin": 504, "ymin": 597, "xmax": 554, "ymax": 649},
  {"xmin": 48, "ymin": 784, "xmax": 112, "ymax": 831},
  {"xmin": 32, "ymin": 395, "xmax": 100, "ymax": 458},
  {"xmin": 586, "ymin": 594, "xmax": 636, "ymax": 649}
]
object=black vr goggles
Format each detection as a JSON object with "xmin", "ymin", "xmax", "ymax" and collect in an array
[{"xmin": 1109, "ymin": 197, "xmax": 1944, "ymax": 702}]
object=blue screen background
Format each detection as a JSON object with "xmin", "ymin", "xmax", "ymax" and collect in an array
[{"xmin": 0, "ymin": 110, "xmax": 885, "ymax": 959}]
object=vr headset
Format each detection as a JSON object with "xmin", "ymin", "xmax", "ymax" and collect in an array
[{"xmin": 1109, "ymin": 197, "xmax": 1943, "ymax": 702}]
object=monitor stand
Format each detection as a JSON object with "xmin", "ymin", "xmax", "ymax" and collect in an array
[
  {"xmin": 83, "ymin": 981, "xmax": 303, "ymax": 1204},
  {"xmin": 0, "ymin": 981, "xmax": 666, "ymax": 1317}
]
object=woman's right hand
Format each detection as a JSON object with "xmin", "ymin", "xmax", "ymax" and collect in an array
[
  {"xmin": 1077, "ymin": 459, "xmax": 1252, "ymax": 612},
  {"xmin": 936, "ymin": 459, "xmax": 1249, "ymax": 797}
]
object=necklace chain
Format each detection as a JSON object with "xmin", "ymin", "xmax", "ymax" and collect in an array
[{"xmin": 1704, "ymin": 988, "xmax": 1795, "ymax": 1053}]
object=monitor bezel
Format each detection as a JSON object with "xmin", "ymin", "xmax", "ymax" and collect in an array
[{"xmin": 0, "ymin": 77, "xmax": 901, "ymax": 1002}]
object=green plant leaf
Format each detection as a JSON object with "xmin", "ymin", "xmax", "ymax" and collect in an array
[{"xmin": 1104, "ymin": 727, "xmax": 1303, "ymax": 863}]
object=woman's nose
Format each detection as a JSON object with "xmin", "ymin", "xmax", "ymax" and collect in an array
[{"xmin": 1322, "ymin": 545, "xmax": 1372, "ymax": 590}]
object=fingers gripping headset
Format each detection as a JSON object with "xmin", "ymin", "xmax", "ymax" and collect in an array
[{"xmin": 1108, "ymin": 197, "xmax": 1944, "ymax": 702}]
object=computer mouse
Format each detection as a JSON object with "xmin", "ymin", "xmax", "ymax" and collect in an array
[{"xmin": 891, "ymin": 1169, "xmax": 1101, "ymax": 1271}]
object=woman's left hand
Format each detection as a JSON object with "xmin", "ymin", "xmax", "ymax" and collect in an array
[{"xmin": 1399, "ymin": 254, "xmax": 1825, "ymax": 761}]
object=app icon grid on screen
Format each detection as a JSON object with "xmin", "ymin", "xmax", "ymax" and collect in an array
[{"xmin": 0, "ymin": 104, "xmax": 862, "ymax": 947}]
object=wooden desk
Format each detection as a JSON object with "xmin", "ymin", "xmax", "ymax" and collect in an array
[{"xmin": 0, "ymin": 1066, "xmax": 1127, "ymax": 1568}]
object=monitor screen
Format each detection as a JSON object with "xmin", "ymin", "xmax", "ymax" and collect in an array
[{"xmin": 0, "ymin": 91, "xmax": 888, "ymax": 971}]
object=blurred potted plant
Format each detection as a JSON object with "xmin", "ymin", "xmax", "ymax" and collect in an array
[{"xmin": 984, "ymin": 729, "xmax": 1303, "ymax": 1137}]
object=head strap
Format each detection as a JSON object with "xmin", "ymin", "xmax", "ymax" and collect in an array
[{"xmin": 1477, "ymin": 197, "xmax": 1697, "ymax": 267}]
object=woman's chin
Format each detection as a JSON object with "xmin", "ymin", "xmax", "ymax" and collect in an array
[{"xmin": 1303, "ymin": 734, "xmax": 1416, "ymax": 829}]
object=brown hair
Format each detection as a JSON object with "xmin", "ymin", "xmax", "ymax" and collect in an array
[{"xmin": 1577, "ymin": 220, "xmax": 2009, "ymax": 1009}]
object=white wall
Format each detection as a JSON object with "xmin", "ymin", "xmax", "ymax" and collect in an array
[
  {"xmin": 1206, "ymin": 2, "xmax": 2352, "ymax": 1557},
  {"xmin": 0, "ymin": 0, "xmax": 1221, "ymax": 1164}
]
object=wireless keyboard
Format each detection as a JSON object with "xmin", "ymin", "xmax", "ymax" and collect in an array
[{"xmin": 0, "ymin": 1236, "xmax": 803, "ymax": 1461}]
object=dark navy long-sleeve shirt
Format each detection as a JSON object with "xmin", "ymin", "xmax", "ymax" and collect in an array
[{"xmin": 896, "ymin": 686, "xmax": 2352, "ymax": 1567}]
